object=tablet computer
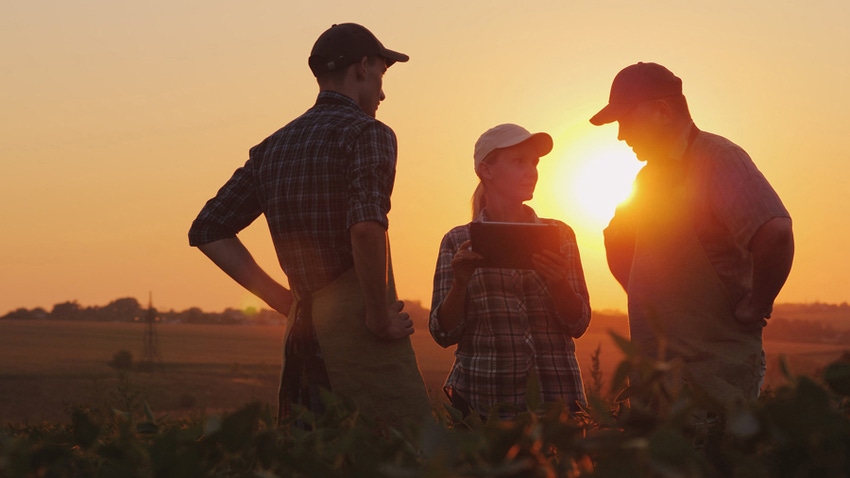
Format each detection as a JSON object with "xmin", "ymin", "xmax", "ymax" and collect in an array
[{"xmin": 469, "ymin": 222, "xmax": 559, "ymax": 269}]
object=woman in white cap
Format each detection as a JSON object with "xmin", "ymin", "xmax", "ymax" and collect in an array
[{"xmin": 429, "ymin": 123, "xmax": 591, "ymax": 420}]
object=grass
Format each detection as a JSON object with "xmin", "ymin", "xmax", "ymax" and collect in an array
[{"xmin": 0, "ymin": 319, "xmax": 846, "ymax": 424}]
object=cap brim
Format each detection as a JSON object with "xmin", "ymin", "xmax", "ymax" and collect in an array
[
  {"xmin": 589, "ymin": 103, "xmax": 628, "ymax": 126},
  {"xmin": 526, "ymin": 132, "xmax": 554, "ymax": 157},
  {"xmin": 502, "ymin": 132, "xmax": 554, "ymax": 157},
  {"xmin": 379, "ymin": 47, "xmax": 409, "ymax": 67}
]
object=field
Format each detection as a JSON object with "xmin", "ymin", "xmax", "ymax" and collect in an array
[{"xmin": 0, "ymin": 319, "xmax": 847, "ymax": 424}]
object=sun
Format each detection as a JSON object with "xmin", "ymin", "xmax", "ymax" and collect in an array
[
  {"xmin": 567, "ymin": 143, "xmax": 643, "ymax": 224},
  {"xmin": 543, "ymin": 134, "xmax": 643, "ymax": 230}
]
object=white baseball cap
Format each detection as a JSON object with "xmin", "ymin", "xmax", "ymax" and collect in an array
[{"xmin": 473, "ymin": 123, "xmax": 553, "ymax": 173}]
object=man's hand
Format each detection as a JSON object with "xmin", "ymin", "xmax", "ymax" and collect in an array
[
  {"xmin": 268, "ymin": 292, "xmax": 295, "ymax": 317},
  {"xmin": 367, "ymin": 299, "xmax": 414, "ymax": 340},
  {"xmin": 735, "ymin": 293, "xmax": 771, "ymax": 331}
]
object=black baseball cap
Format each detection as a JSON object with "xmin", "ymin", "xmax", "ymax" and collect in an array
[
  {"xmin": 308, "ymin": 23, "xmax": 409, "ymax": 77},
  {"xmin": 590, "ymin": 62, "xmax": 683, "ymax": 126}
]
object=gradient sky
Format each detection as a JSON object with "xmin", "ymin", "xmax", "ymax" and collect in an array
[{"xmin": 2, "ymin": 0, "xmax": 848, "ymax": 315}]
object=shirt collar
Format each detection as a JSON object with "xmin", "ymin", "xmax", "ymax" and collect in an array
[
  {"xmin": 668, "ymin": 121, "xmax": 696, "ymax": 162},
  {"xmin": 315, "ymin": 90, "xmax": 361, "ymax": 110}
]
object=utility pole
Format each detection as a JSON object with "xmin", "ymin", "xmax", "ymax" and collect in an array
[{"xmin": 142, "ymin": 292, "xmax": 161, "ymax": 366}]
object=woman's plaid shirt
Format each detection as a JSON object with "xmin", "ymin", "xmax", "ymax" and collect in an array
[{"xmin": 429, "ymin": 209, "xmax": 591, "ymax": 418}]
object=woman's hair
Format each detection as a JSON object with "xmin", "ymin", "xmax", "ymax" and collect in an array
[
  {"xmin": 471, "ymin": 181, "xmax": 485, "ymax": 219},
  {"xmin": 471, "ymin": 149, "xmax": 500, "ymax": 219}
]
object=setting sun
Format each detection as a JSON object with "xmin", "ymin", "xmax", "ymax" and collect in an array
[
  {"xmin": 0, "ymin": 0, "xmax": 846, "ymax": 315},
  {"xmin": 546, "ymin": 133, "xmax": 644, "ymax": 230}
]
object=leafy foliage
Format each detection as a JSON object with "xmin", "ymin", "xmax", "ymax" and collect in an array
[{"xmin": 3, "ymin": 342, "xmax": 850, "ymax": 477}]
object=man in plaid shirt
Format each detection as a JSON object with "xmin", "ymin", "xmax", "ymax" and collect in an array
[
  {"xmin": 590, "ymin": 62, "xmax": 794, "ymax": 411},
  {"xmin": 189, "ymin": 23, "xmax": 431, "ymax": 427}
]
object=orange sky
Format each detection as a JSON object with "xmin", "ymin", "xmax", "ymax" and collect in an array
[{"xmin": 2, "ymin": 1, "xmax": 848, "ymax": 315}]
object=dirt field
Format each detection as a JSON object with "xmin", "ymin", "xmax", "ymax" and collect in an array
[{"xmin": 0, "ymin": 320, "xmax": 845, "ymax": 424}]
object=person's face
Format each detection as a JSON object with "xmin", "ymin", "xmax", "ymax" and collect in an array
[
  {"xmin": 479, "ymin": 140, "xmax": 540, "ymax": 203},
  {"xmin": 358, "ymin": 57, "xmax": 387, "ymax": 117},
  {"xmin": 616, "ymin": 100, "xmax": 669, "ymax": 162}
]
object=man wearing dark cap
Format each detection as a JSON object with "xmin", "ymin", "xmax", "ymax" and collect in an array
[
  {"xmin": 590, "ymin": 62, "xmax": 794, "ymax": 412},
  {"xmin": 188, "ymin": 23, "xmax": 431, "ymax": 428}
]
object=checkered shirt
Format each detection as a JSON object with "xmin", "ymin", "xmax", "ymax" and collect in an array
[
  {"xmin": 189, "ymin": 91, "xmax": 397, "ymax": 296},
  {"xmin": 429, "ymin": 208, "xmax": 591, "ymax": 418}
]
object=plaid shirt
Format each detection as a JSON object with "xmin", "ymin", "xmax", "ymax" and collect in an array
[
  {"xmin": 429, "ymin": 207, "xmax": 591, "ymax": 418},
  {"xmin": 606, "ymin": 124, "xmax": 791, "ymax": 305},
  {"xmin": 189, "ymin": 91, "xmax": 397, "ymax": 296}
]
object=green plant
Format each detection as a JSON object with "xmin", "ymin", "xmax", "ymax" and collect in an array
[
  {"xmin": 585, "ymin": 343, "xmax": 606, "ymax": 400},
  {"xmin": 3, "ymin": 340, "xmax": 850, "ymax": 477}
]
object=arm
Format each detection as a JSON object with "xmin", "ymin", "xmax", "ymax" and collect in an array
[
  {"xmin": 705, "ymin": 146, "xmax": 794, "ymax": 327},
  {"xmin": 434, "ymin": 239, "xmax": 482, "ymax": 334},
  {"xmin": 350, "ymin": 220, "xmax": 414, "ymax": 340},
  {"xmin": 533, "ymin": 251, "xmax": 586, "ymax": 324},
  {"xmin": 604, "ymin": 168, "xmax": 650, "ymax": 290},
  {"xmin": 532, "ymin": 224, "xmax": 592, "ymax": 338},
  {"xmin": 195, "ymin": 237, "xmax": 293, "ymax": 315},
  {"xmin": 344, "ymin": 122, "xmax": 411, "ymax": 340},
  {"xmin": 603, "ymin": 205, "xmax": 637, "ymax": 291},
  {"xmin": 735, "ymin": 217, "xmax": 794, "ymax": 326}
]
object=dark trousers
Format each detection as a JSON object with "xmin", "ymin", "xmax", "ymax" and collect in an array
[{"xmin": 278, "ymin": 296, "xmax": 332, "ymax": 426}]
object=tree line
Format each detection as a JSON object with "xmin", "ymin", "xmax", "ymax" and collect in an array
[
  {"xmin": 3, "ymin": 298, "xmax": 850, "ymax": 344},
  {"xmin": 0, "ymin": 297, "xmax": 285, "ymax": 326}
]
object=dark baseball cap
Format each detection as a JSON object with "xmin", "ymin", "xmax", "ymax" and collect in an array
[
  {"xmin": 589, "ymin": 62, "xmax": 683, "ymax": 126},
  {"xmin": 308, "ymin": 23, "xmax": 409, "ymax": 77}
]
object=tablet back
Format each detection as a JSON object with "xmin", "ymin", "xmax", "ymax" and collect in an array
[{"xmin": 469, "ymin": 222, "xmax": 559, "ymax": 269}]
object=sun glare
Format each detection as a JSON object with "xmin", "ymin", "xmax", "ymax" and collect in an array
[{"xmin": 548, "ymin": 136, "xmax": 643, "ymax": 230}]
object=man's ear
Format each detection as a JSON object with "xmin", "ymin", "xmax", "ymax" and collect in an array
[
  {"xmin": 654, "ymin": 99, "xmax": 674, "ymax": 124},
  {"xmin": 354, "ymin": 56, "xmax": 370, "ymax": 80}
]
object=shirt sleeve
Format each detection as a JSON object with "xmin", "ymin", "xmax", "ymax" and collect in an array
[
  {"xmin": 188, "ymin": 159, "xmax": 263, "ymax": 246},
  {"xmin": 346, "ymin": 121, "xmax": 397, "ymax": 229},
  {"xmin": 554, "ymin": 221, "xmax": 592, "ymax": 338},
  {"xmin": 429, "ymin": 228, "xmax": 467, "ymax": 347},
  {"xmin": 707, "ymin": 145, "xmax": 790, "ymax": 248}
]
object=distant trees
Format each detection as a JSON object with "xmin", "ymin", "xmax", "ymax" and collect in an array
[
  {"xmin": 1, "ymin": 297, "xmax": 286, "ymax": 326},
  {"xmin": 100, "ymin": 298, "xmax": 142, "ymax": 322},
  {"xmin": 2, "ymin": 307, "xmax": 48, "ymax": 320},
  {"xmin": 107, "ymin": 350, "xmax": 134, "ymax": 371},
  {"xmin": 51, "ymin": 301, "xmax": 83, "ymax": 320},
  {"xmin": 3, "ymin": 299, "xmax": 850, "ymax": 342}
]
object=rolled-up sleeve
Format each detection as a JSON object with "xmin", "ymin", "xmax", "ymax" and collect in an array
[
  {"xmin": 429, "ymin": 229, "xmax": 467, "ymax": 347},
  {"xmin": 346, "ymin": 122, "xmax": 397, "ymax": 229},
  {"xmin": 188, "ymin": 160, "xmax": 263, "ymax": 246},
  {"xmin": 708, "ymin": 146, "xmax": 790, "ymax": 248},
  {"xmin": 557, "ymin": 222, "xmax": 592, "ymax": 338}
]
